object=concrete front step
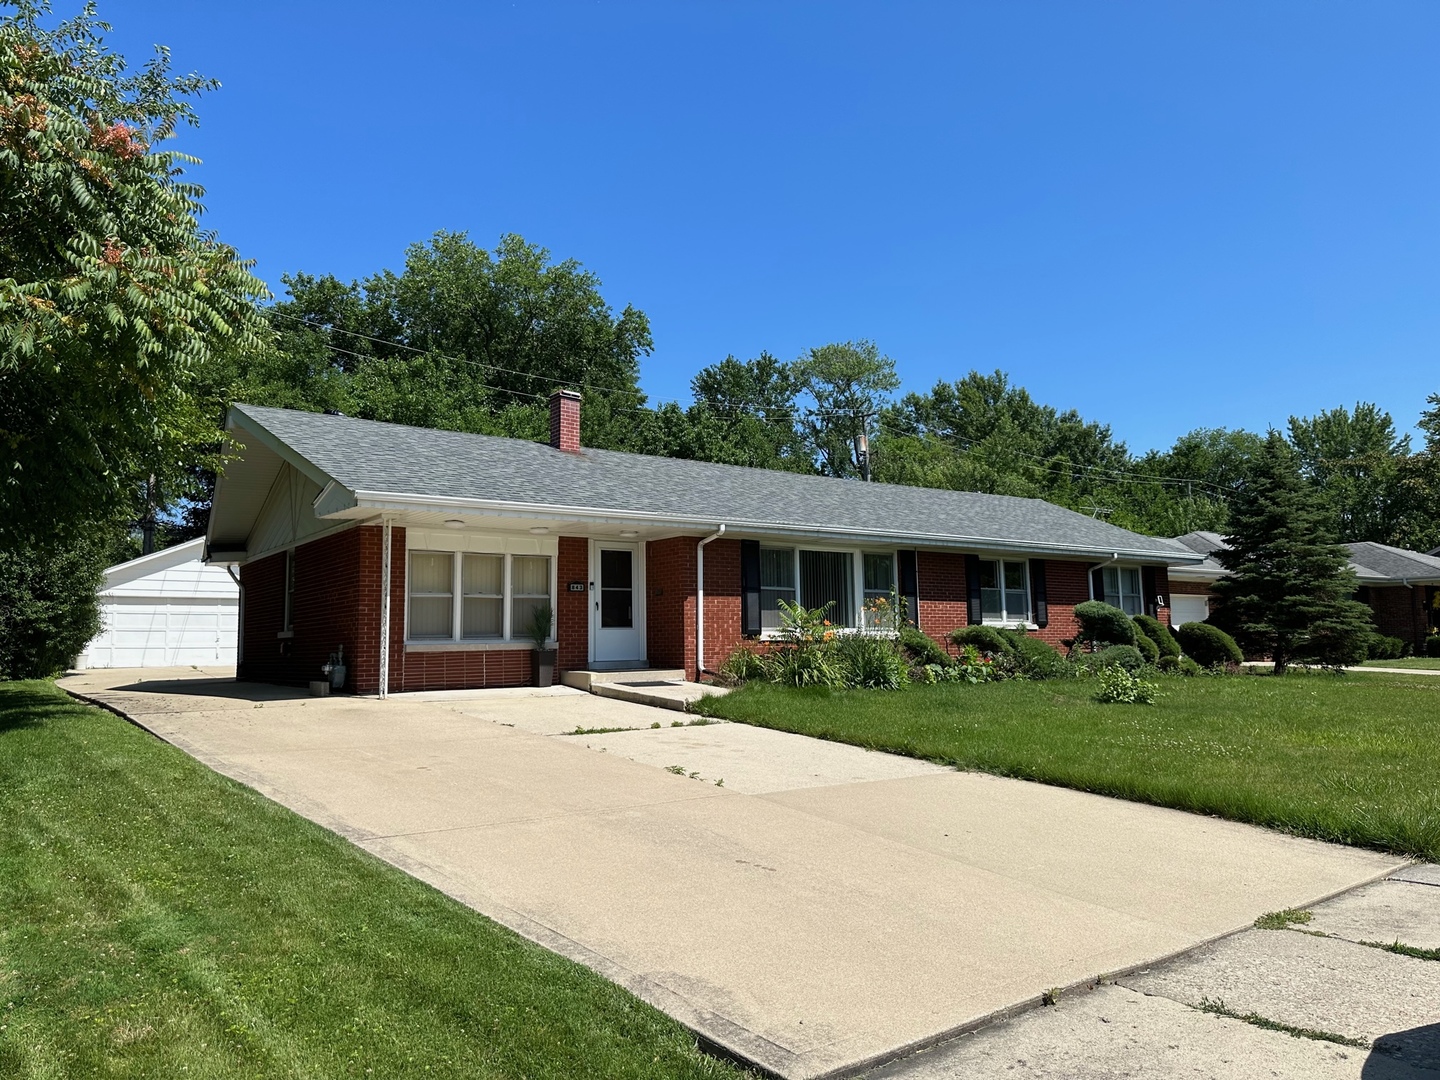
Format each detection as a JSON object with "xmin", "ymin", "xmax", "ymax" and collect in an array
[{"xmin": 560, "ymin": 668, "xmax": 687, "ymax": 692}]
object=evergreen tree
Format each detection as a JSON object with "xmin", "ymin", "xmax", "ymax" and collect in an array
[{"xmin": 1211, "ymin": 433, "xmax": 1375, "ymax": 674}]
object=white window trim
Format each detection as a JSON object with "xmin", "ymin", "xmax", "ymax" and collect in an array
[
  {"xmin": 1092, "ymin": 563, "xmax": 1145, "ymax": 617},
  {"xmin": 403, "ymin": 531, "xmax": 558, "ymax": 647},
  {"xmin": 977, "ymin": 556, "xmax": 1034, "ymax": 628},
  {"xmin": 758, "ymin": 543, "xmax": 899, "ymax": 638}
]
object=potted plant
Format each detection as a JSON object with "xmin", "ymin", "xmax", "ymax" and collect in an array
[{"xmin": 527, "ymin": 601, "xmax": 556, "ymax": 687}]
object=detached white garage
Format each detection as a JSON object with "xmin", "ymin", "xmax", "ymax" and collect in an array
[{"xmin": 75, "ymin": 538, "xmax": 239, "ymax": 669}]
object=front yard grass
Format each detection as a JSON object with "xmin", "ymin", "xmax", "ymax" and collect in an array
[
  {"xmin": 0, "ymin": 681, "xmax": 745, "ymax": 1080},
  {"xmin": 695, "ymin": 671, "xmax": 1440, "ymax": 861},
  {"xmin": 1359, "ymin": 656, "xmax": 1440, "ymax": 670}
]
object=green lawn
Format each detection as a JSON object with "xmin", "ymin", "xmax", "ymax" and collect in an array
[
  {"xmin": 1359, "ymin": 656, "xmax": 1440, "ymax": 670},
  {"xmin": 0, "ymin": 681, "xmax": 746, "ymax": 1080},
  {"xmin": 696, "ymin": 671, "xmax": 1440, "ymax": 862}
]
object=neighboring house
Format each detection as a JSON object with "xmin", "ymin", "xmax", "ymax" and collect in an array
[
  {"xmin": 204, "ymin": 392, "xmax": 1205, "ymax": 694},
  {"xmin": 75, "ymin": 538, "xmax": 240, "ymax": 669},
  {"xmin": 1170, "ymin": 531, "xmax": 1440, "ymax": 648}
]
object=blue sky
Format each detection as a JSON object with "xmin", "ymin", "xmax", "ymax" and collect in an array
[{"xmin": 100, "ymin": 1, "xmax": 1439, "ymax": 452}]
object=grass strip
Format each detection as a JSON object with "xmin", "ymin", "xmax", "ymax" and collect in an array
[
  {"xmin": 0, "ymin": 680, "xmax": 747, "ymax": 1079},
  {"xmin": 1359, "ymin": 940, "xmax": 1440, "ymax": 962},
  {"xmin": 1197, "ymin": 998, "xmax": 1370, "ymax": 1048},
  {"xmin": 695, "ymin": 673, "xmax": 1440, "ymax": 860}
]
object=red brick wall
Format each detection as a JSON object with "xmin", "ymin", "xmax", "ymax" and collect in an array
[
  {"xmin": 916, "ymin": 551, "xmax": 969, "ymax": 642},
  {"xmin": 557, "ymin": 536, "xmax": 589, "ymax": 674},
  {"xmin": 1169, "ymin": 580, "xmax": 1216, "ymax": 596},
  {"xmin": 702, "ymin": 538, "xmax": 743, "ymax": 677},
  {"xmin": 1037, "ymin": 559, "xmax": 1091, "ymax": 648},
  {"xmin": 238, "ymin": 527, "xmax": 369, "ymax": 689},
  {"xmin": 646, "ymin": 536, "xmax": 696, "ymax": 674},
  {"xmin": 1365, "ymin": 585, "xmax": 1428, "ymax": 647},
  {"xmin": 549, "ymin": 391, "xmax": 581, "ymax": 452}
]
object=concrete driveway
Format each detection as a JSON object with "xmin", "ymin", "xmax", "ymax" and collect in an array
[{"xmin": 62, "ymin": 667, "xmax": 1404, "ymax": 1079}]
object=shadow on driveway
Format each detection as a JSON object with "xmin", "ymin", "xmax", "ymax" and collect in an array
[{"xmin": 1367, "ymin": 1022, "xmax": 1440, "ymax": 1075}]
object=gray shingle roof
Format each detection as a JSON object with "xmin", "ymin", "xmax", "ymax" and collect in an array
[
  {"xmin": 231, "ymin": 404, "xmax": 1200, "ymax": 561},
  {"xmin": 1169, "ymin": 532, "xmax": 1440, "ymax": 584}
]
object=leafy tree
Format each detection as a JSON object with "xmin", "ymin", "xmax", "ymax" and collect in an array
[
  {"xmin": 0, "ymin": 524, "xmax": 117, "ymax": 678},
  {"xmin": 1210, "ymin": 433, "xmax": 1374, "ymax": 673},
  {"xmin": 797, "ymin": 340, "xmax": 899, "ymax": 477},
  {"xmin": 0, "ymin": 3, "xmax": 268, "ymax": 543},
  {"xmin": 685, "ymin": 352, "xmax": 808, "ymax": 470},
  {"xmin": 1287, "ymin": 403, "xmax": 1409, "ymax": 543}
]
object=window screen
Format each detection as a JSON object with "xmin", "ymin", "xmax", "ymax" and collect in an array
[
  {"xmin": 409, "ymin": 552, "xmax": 454, "ymax": 639},
  {"xmin": 800, "ymin": 549, "xmax": 854, "ymax": 626},
  {"xmin": 759, "ymin": 547, "xmax": 796, "ymax": 629},
  {"xmin": 1103, "ymin": 565, "xmax": 1143, "ymax": 616}
]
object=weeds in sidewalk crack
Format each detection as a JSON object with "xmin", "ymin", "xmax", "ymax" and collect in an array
[
  {"xmin": 1197, "ymin": 998, "xmax": 1368, "ymax": 1048},
  {"xmin": 1359, "ymin": 939, "xmax": 1440, "ymax": 961},
  {"xmin": 1254, "ymin": 908, "xmax": 1312, "ymax": 930}
]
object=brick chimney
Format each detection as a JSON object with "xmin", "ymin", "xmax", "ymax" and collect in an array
[{"xmin": 549, "ymin": 389, "xmax": 582, "ymax": 452}]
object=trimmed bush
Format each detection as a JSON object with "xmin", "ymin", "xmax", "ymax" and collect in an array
[
  {"xmin": 1366, "ymin": 635, "xmax": 1406, "ymax": 661},
  {"xmin": 1156, "ymin": 654, "xmax": 1178, "ymax": 673},
  {"xmin": 898, "ymin": 627, "xmax": 951, "ymax": 668},
  {"xmin": 999, "ymin": 631, "xmax": 1072, "ymax": 680},
  {"xmin": 1134, "ymin": 633, "xmax": 1160, "ymax": 664},
  {"xmin": 1178, "ymin": 656, "xmax": 1203, "ymax": 676},
  {"xmin": 1094, "ymin": 644, "xmax": 1145, "ymax": 673},
  {"xmin": 1175, "ymin": 621, "xmax": 1243, "ymax": 668},
  {"xmin": 1133, "ymin": 613, "xmax": 1181, "ymax": 659},
  {"xmin": 1428, "ymin": 635, "xmax": 1440, "ymax": 659},
  {"xmin": 0, "ymin": 530, "xmax": 110, "ymax": 679},
  {"xmin": 948, "ymin": 625, "xmax": 1015, "ymax": 656},
  {"xmin": 1073, "ymin": 601, "xmax": 1138, "ymax": 646}
]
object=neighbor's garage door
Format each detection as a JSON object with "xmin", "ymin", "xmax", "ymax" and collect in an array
[
  {"xmin": 80, "ymin": 598, "xmax": 238, "ymax": 668},
  {"xmin": 1170, "ymin": 594, "xmax": 1209, "ymax": 627}
]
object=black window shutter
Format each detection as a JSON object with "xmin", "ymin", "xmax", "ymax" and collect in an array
[
  {"xmin": 740, "ymin": 539, "xmax": 761, "ymax": 638},
  {"xmin": 1141, "ymin": 565, "xmax": 1158, "ymax": 618},
  {"xmin": 898, "ymin": 550, "xmax": 919, "ymax": 628},
  {"xmin": 1030, "ymin": 559, "xmax": 1049, "ymax": 628},
  {"xmin": 965, "ymin": 554, "xmax": 982, "ymax": 625},
  {"xmin": 1091, "ymin": 566, "xmax": 1106, "ymax": 603}
]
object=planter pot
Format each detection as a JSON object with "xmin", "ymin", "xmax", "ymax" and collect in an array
[{"xmin": 532, "ymin": 648, "xmax": 557, "ymax": 687}]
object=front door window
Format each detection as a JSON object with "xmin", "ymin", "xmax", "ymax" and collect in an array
[{"xmin": 600, "ymin": 548, "xmax": 633, "ymax": 628}]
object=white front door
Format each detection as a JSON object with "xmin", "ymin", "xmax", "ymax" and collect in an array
[{"xmin": 592, "ymin": 543, "xmax": 645, "ymax": 665}]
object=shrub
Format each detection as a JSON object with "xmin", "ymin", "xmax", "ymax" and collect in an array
[
  {"xmin": 1092, "ymin": 644, "xmax": 1145, "ymax": 673},
  {"xmin": 1134, "ymin": 633, "xmax": 1160, "ymax": 665},
  {"xmin": 0, "ymin": 530, "xmax": 111, "ymax": 679},
  {"xmin": 1094, "ymin": 664, "xmax": 1159, "ymax": 704},
  {"xmin": 898, "ymin": 626, "xmax": 951, "ymax": 668},
  {"xmin": 1175, "ymin": 621, "xmax": 1243, "ymax": 668},
  {"xmin": 1178, "ymin": 656, "xmax": 1203, "ymax": 676},
  {"xmin": 1002, "ymin": 632, "xmax": 1072, "ymax": 680},
  {"xmin": 766, "ymin": 644, "xmax": 841, "ymax": 687},
  {"xmin": 948, "ymin": 625, "xmax": 1015, "ymax": 656},
  {"xmin": 833, "ymin": 634, "xmax": 910, "ymax": 691},
  {"xmin": 1156, "ymin": 654, "xmax": 1178, "ymax": 673},
  {"xmin": 1366, "ymin": 635, "xmax": 1406, "ymax": 661},
  {"xmin": 1133, "ymin": 613, "xmax": 1181, "ymax": 659},
  {"xmin": 1073, "ymin": 601, "xmax": 1138, "ymax": 646},
  {"xmin": 952, "ymin": 644, "xmax": 998, "ymax": 683},
  {"xmin": 1428, "ymin": 635, "xmax": 1440, "ymax": 659}
]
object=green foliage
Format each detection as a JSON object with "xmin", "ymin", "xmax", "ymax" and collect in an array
[
  {"xmin": 1094, "ymin": 664, "xmax": 1159, "ymax": 705},
  {"xmin": 1133, "ymin": 632, "xmax": 1160, "ymax": 664},
  {"xmin": 832, "ymin": 634, "xmax": 910, "ymax": 690},
  {"xmin": 1133, "ymin": 613, "xmax": 1181, "ymax": 659},
  {"xmin": 898, "ymin": 626, "xmax": 951, "ymax": 668},
  {"xmin": 1073, "ymin": 601, "xmax": 1138, "ymax": 646},
  {"xmin": 719, "ymin": 647, "xmax": 768, "ymax": 684},
  {"xmin": 1175, "ymin": 622, "xmax": 1243, "ymax": 668},
  {"xmin": 1093, "ymin": 644, "xmax": 1145, "ymax": 673},
  {"xmin": 1178, "ymin": 655, "xmax": 1204, "ymax": 677},
  {"xmin": 0, "ymin": 527, "xmax": 111, "ymax": 678},
  {"xmin": 1365, "ymin": 635, "xmax": 1407, "ymax": 661},
  {"xmin": 797, "ymin": 340, "xmax": 900, "ymax": 478},
  {"xmin": 1211, "ymin": 433, "xmax": 1376, "ymax": 672},
  {"xmin": 998, "ymin": 631, "xmax": 1072, "ymax": 680},
  {"xmin": 948, "ymin": 624, "xmax": 1015, "ymax": 656},
  {"xmin": 1428, "ymin": 635, "xmax": 1440, "ymax": 659},
  {"xmin": 951, "ymin": 644, "xmax": 999, "ymax": 683},
  {"xmin": 525, "ymin": 600, "xmax": 554, "ymax": 649},
  {"xmin": 1288, "ymin": 402, "xmax": 1410, "ymax": 544},
  {"xmin": 0, "ymin": 5, "xmax": 269, "ymax": 540}
]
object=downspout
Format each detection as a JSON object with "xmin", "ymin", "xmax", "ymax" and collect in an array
[
  {"xmin": 1088, "ymin": 553, "xmax": 1121, "ymax": 600},
  {"xmin": 226, "ymin": 565, "xmax": 244, "ymax": 671},
  {"xmin": 379, "ymin": 517, "xmax": 392, "ymax": 699},
  {"xmin": 695, "ymin": 525, "xmax": 727, "ymax": 681}
]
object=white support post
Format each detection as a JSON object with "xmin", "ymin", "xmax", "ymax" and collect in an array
[
  {"xmin": 379, "ymin": 517, "xmax": 392, "ymax": 699},
  {"xmin": 695, "ymin": 524, "xmax": 726, "ymax": 681}
]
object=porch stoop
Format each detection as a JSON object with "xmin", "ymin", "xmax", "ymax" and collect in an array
[{"xmin": 559, "ymin": 668, "xmax": 728, "ymax": 712}]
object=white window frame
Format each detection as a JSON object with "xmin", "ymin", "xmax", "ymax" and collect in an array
[
  {"xmin": 758, "ymin": 543, "xmax": 898, "ymax": 637},
  {"xmin": 404, "ymin": 532, "xmax": 557, "ymax": 647},
  {"xmin": 977, "ymin": 557, "xmax": 1032, "ymax": 627},
  {"xmin": 1093, "ymin": 563, "xmax": 1145, "ymax": 617}
]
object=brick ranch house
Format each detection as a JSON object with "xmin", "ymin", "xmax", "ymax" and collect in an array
[
  {"xmin": 1170, "ymin": 531, "xmax": 1440, "ymax": 650},
  {"xmin": 203, "ymin": 392, "xmax": 1206, "ymax": 695}
]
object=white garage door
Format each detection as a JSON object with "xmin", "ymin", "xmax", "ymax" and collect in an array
[
  {"xmin": 1171, "ymin": 594, "xmax": 1210, "ymax": 627},
  {"xmin": 79, "ymin": 599, "xmax": 238, "ymax": 668}
]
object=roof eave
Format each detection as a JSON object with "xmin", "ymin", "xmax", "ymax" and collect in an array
[{"xmin": 345, "ymin": 490, "xmax": 1206, "ymax": 565}]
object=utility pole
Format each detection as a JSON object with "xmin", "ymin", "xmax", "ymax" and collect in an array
[{"xmin": 853, "ymin": 411, "xmax": 874, "ymax": 482}]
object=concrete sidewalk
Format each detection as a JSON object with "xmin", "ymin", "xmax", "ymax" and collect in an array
[{"xmin": 61, "ymin": 667, "xmax": 1405, "ymax": 1079}]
